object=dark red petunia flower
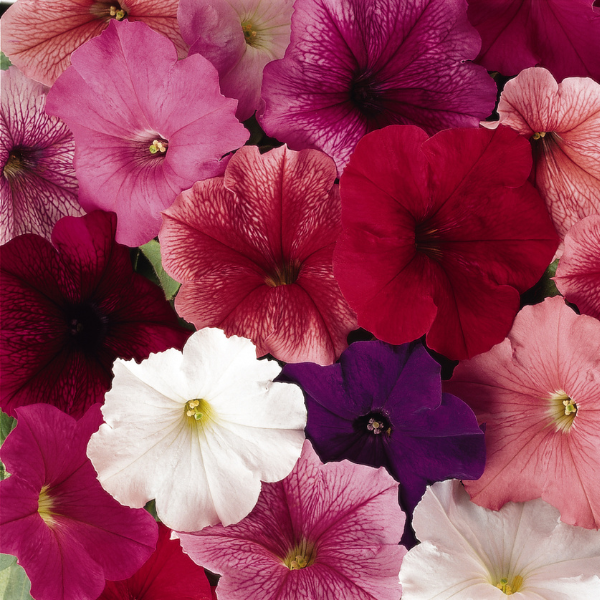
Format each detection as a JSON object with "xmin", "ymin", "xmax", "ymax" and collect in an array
[
  {"xmin": 0, "ymin": 210, "xmax": 190, "ymax": 418},
  {"xmin": 333, "ymin": 125, "xmax": 559, "ymax": 360}
]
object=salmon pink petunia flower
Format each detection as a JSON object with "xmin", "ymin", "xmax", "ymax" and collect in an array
[
  {"xmin": 555, "ymin": 215, "xmax": 600, "ymax": 320},
  {"xmin": 259, "ymin": 0, "xmax": 497, "ymax": 172},
  {"xmin": 1, "ymin": 67, "xmax": 83, "ymax": 245},
  {"xmin": 444, "ymin": 297, "xmax": 600, "ymax": 529},
  {"xmin": 333, "ymin": 124, "xmax": 558, "ymax": 360},
  {"xmin": 0, "ymin": 210, "xmax": 189, "ymax": 418},
  {"xmin": 160, "ymin": 144, "xmax": 358, "ymax": 365},
  {"xmin": 177, "ymin": 440, "xmax": 406, "ymax": 600},
  {"xmin": 0, "ymin": 403, "xmax": 158, "ymax": 600},
  {"xmin": 46, "ymin": 19, "xmax": 249, "ymax": 247},
  {"xmin": 488, "ymin": 67, "xmax": 600, "ymax": 250},
  {"xmin": 1, "ymin": 0, "xmax": 187, "ymax": 87}
]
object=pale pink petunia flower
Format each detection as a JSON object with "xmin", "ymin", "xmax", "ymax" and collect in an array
[
  {"xmin": 488, "ymin": 67, "xmax": 600, "ymax": 253},
  {"xmin": 444, "ymin": 296, "xmax": 600, "ymax": 529},
  {"xmin": 1, "ymin": 0, "xmax": 187, "ymax": 87},
  {"xmin": 555, "ymin": 215, "xmax": 600, "ymax": 320},
  {"xmin": 177, "ymin": 440, "xmax": 406, "ymax": 600}
]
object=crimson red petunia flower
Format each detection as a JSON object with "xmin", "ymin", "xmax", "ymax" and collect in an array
[
  {"xmin": 0, "ymin": 210, "xmax": 189, "ymax": 418},
  {"xmin": 333, "ymin": 125, "xmax": 559, "ymax": 360}
]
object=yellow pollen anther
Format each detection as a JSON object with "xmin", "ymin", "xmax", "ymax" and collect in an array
[
  {"xmin": 283, "ymin": 540, "xmax": 315, "ymax": 571},
  {"xmin": 241, "ymin": 22, "xmax": 258, "ymax": 45},
  {"xmin": 547, "ymin": 390, "xmax": 578, "ymax": 432},
  {"xmin": 532, "ymin": 131, "xmax": 546, "ymax": 140},
  {"xmin": 109, "ymin": 5, "xmax": 126, "ymax": 20},
  {"xmin": 563, "ymin": 398, "xmax": 577, "ymax": 416},
  {"xmin": 496, "ymin": 575, "xmax": 523, "ymax": 595},
  {"xmin": 184, "ymin": 398, "xmax": 211, "ymax": 424},
  {"xmin": 149, "ymin": 140, "xmax": 168, "ymax": 154}
]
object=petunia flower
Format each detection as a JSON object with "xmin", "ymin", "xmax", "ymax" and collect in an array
[
  {"xmin": 46, "ymin": 19, "xmax": 249, "ymax": 247},
  {"xmin": 467, "ymin": 0, "xmax": 600, "ymax": 82},
  {"xmin": 177, "ymin": 440, "xmax": 406, "ymax": 600},
  {"xmin": 1, "ymin": 66, "xmax": 83, "ymax": 245},
  {"xmin": 333, "ymin": 124, "xmax": 558, "ymax": 360},
  {"xmin": 259, "ymin": 0, "xmax": 497, "ymax": 172},
  {"xmin": 179, "ymin": 0, "xmax": 294, "ymax": 121},
  {"xmin": 281, "ymin": 341, "xmax": 485, "ymax": 514},
  {"xmin": 160, "ymin": 144, "xmax": 358, "ymax": 365},
  {"xmin": 100, "ymin": 523, "xmax": 213, "ymax": 600},
  {"xmin": 399, "ymin": 479, "xmax": 600, "ymax": 600},
  {"xmin": 444, "ymin": 296, "xmax": 600, "ymax": 529},
  {"xmin": 0, "ymin": 210, "xmax": 189, "ymax": 418},
  {"xmin": 0, "ymin": 403, "xmax": 158, "ymax": 600},
  {"xmin": 1, "ymin": 0, "xmax": 187, "ymax": 87},
  {"xmin": 555, "ymin": 215, "xmax": 600, "ymax": 320},
  {"xmin": 86, "ymin": 327, "xmax": 307, "ymax": 532}
]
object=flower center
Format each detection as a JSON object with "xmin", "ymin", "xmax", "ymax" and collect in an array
[
  {"xmin": 532, "ymin": 131, "xmax": 546, "ymax": 140},
  {"xmin": 241, "ymin": 21, "xmax": 259, "ymax": 46},
  {"xmin": 547, "ymin": 390, "xmax": 578, "ymax": 433},
  {"xmin": 3, "ymin": 147, "xmax": 37, "ymax": 181},
  {"xmin": 349, "ymin": 71, "xmax": 385, "ymax": 118},
  {"xmin": 415, "ymin": 222, "xmax": 443, "ymax": 261},
  {"xmin": 354, "ymin": 411, "xmax": 392, "ymax": 437},
  {"xmin": 495, "ymin": 575, "xmax": 524, "ymax": 595},
  {"xmin": 265, "ymin": 262, "xmax": 301, "ymax": 287},
  {"xmin": 283, "ymin": 540, "xmax": 316, "ymax": 570},
  {"xmin": 38, "ymin": 485, "xmax": 56, "ymax": 526},
  {"xmin": 184, "ymin": 398, "xmax": 212, "ymax": 425},
  {"xmin": 90, "ymin": 2, "xmax": 127, "ymax": 20},
  {"xmin": 66, "ymin": 303, "xmax": 109, "ymax": 352},
  {"xmin": 149, "ymin": 139, "xmax": 168, "ymax": 155}
]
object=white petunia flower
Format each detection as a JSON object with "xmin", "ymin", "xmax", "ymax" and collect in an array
[
  {"xmin": 87, "ymin": 328, "xmax": 306, "ymax": 532},
  {"xmin": 399, "ymin": 480, "xmax": 600, "ymax": 600}
]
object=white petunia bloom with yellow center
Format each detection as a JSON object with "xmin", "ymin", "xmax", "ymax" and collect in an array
[
  {"xmin": 87, "ymin": 328, "xmax": 307, "ymax": 532},
  {"xmin": 399, "ymin": 480, "xmax": 600, "ymax": 600}
]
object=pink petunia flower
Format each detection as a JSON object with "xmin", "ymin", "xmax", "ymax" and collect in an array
[
  {"xmin": 467, "ymin": 0, "xmax": 600, "ymax": 82},
  {"xmin": 46, "ymin": 19, "xmax": 249, "ymax": 247},
  {"xmin": 0, "ymin": 210, "xmax": 189, "ymax": 418},
  {"xmin": 487, "ymin": 67, "xmax": 600, "ymax": 251},
  {"xmin": 259, "ymin": 0, "xmax": 497, "ymax": 173},
  {"xmin": 0, "ymin": 403, "xmax": 158, "ymax": 600},
  {"xmin": 1, "ymin": 66, "xmax": 83, "ymax": 245},
  {"xmin": 177, "ymin": 440, "xmax": 406, "ymax": 600},
  {"xmin": 160, "ymin": 145, "xmax": 358, "ymax": 365},
  {"xmin": 333, "ymin": 124, "xmax": 558, "ymax": 360},
  {"xmin": 179, "ymin": 0, "xmax": 294, "ymax": 121},
  {"xmin": 1, "ymin": 0, "xmax": 187, "ymax": 87},
  {"xmin": 555, "ymin": 215, "xmax": 600, "ymax": 320},
  {"xmin": 444, "ymin": 296, "xmax": 600, "ymax": 529}
]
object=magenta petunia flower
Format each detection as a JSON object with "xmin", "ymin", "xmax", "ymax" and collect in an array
[
  {"xmin": 555, "ymin": 216, "xmax": 600, "ymax": 320},
  {"xmin": 444, "ymin": 297, "xmax": 600, "ymax": 529},
  {"xmin": 160, "ymin": 145, "xmax": 357, "ymax": 365},
  {"xmin": 1, "ymin": 66, "xmax": 83, "ymax": 245},
  {"xmin": 177, "ymin": 440, "xmax": 406, "ymax": 600},
  {"xmin": 333, "ymin": 124, "xmax": 558, "ymax": 360},
  {"xmin": 46, "ymin": 19, "xmax": 249, "ymax": 247},
  {"xmin": 1, "ymin": 0, "xmax": 187, "ymax": 87},
  {"xmin": 0, "ymin": 210, "xmax": 189, "ymax": 418},
  {"xmin": 486, "ymin": 68, "xmax": 600, "ymax": 251},
  {"xmin": 259, "ymin": 0, "xmax": 497, "ymax": 172},
  {"xmin": 0, "ymin": 403, "xmax": 158, "ymax": 600},
  {"xmin": 467, "ymin": 0, "xmax": 600, "ymax": 82}
]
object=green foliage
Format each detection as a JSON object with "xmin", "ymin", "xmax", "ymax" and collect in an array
[
  {"xmin": 0, "ymin": 555, "xmax": 34, "ymax": 600},
  {"xmin": 139, "ymin": 240, "xmax": 181, "ymax": 301},
  {"xmin": 541, "ymin": 259, "xmax": 560, "ymax": 299},
  {"xmin": 0, "ymin": 52, "xmax": 11, "ymax": 70},
  {"xmin": 0, "ymin": 410, "xmax": 17, "ymax": 480}
]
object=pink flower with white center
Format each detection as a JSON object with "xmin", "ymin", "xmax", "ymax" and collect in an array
[
  {"xmin": 179, "ymin": 0, "xmax": 294, "ymax": 121},
  {"xmin": 444, "ymin": 296, "xmax": 600, "ymax": 529}
]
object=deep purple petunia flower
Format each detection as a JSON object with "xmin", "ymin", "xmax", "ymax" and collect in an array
[
  {"xmin": 0, "ymin": 403, "xmax": 158, "ymax": 600},
  {"xmin": 282, "ymin": 341, "xmax": 486, "ymax": 513},
  {"xmin": 0, "ymin": 210, "xmax": 190, "ymax": 418},
  {"xmin": 259, "ymin": 0, "xmax": 497, "ymax": 172},
  {"xmin": 1, "ymin": 66, "xmax": 84, "ymax": 245}
]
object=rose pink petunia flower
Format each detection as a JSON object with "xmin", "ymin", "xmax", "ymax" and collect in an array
[
  {"xmin": 1, "ymin": 0, "xmax": 187, "ymax": 87},
  {"xmin": 259, "ymin": 0, "xmax": 497, "ymax": 173},
  {"xmin": 487, "ymin": 67, "xmax": 600, "ymax": 251},
  {"xmin": 444, "ymin": 296, "xmax": 600, "ymax": 529},
  {"xmin": 555, "ymin": 215, "xmax": 600, "ymax": 319},
  {"xmin": 179, "ymin": 0, "xmax": 294, "ymax": 121},
  {"xmin": 467, "ymin": 0, "xmax": 600, "ymax": 82},
  {"xmin": 160, "ymin": 144, "xmax": 358, "ymax": 365},
  {"xmin": 1, "ymin": 66, "xmax": 83, "ymax": 245},
  {"xmin": 0, "ymin": 403, "xmax": 158, "ymax": 600},
  {"xmin": 177, "ymin": 440, "xmax": 406, "ymax": 600},
  {"xmin": 46, "ymin": 19, "xmax": 249, "ymax": 247}
]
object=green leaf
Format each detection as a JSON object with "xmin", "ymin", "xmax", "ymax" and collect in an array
[
  {"xmin": 139, "ymin": 239, "xmax": 181, "ymax": 301},
  {"xmin": 0, "ymin": 555, "xmax": 34, "ymax": 600},
  {"xmin": 0, "ymin": 410, "xmax": 16, "ymax": 481},
  {"xmin": 541, "ymin": 258, "xmax": 560, "ymax": 299},
  {"xmin": 0, "ymin": 52, "xmax": 11, "ymax": 71}
]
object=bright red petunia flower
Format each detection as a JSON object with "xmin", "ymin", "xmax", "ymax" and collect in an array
[
  {"xmin": 333, "ymin": 124, "xmax": 559, "ymax": 360},
  {"xmin": 0, "ymin": 210, "xmax": 190, "ymax": 418}
]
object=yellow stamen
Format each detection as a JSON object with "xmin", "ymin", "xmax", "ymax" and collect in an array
[
  {"xmin": 149, "ymin": 139, "xmax": 168, "ymax": 154},
  {"xmin": 283, "ymin": 540, "xmax": 315, "ymax": 571},
  {"xmin": 241, "ymin": 21, "xmax": 258, "ymax": 46},
  {"xmin": 184, "ymin": 398, "xmax": 212, "ymax": 425},
  {"xmin": 495, "ymin": 575, "xmax": 524, "ymax": 595},
  {"xmin": 532, "ymin": 131, "xmax": 546, "ymax": 140},
  {"xmin": 547, "ymin": 390, "xmax": 578, "ymax": 433}
]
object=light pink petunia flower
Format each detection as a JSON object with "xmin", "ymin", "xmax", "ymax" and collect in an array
[
  {"xmin": 1, "ymin": 0, "xmax": 187, "ymax": 87},
  {"xmin": 160, "ymin": 144, "xmax": 358, "ymax": 365},
  {"xmin": 488, "ymin": 67, "xmax": 600, "ymax": 252},
  {"xmin": 177, "ymin": 440, "xmax": 406, "ymax": 600},
  {"xmin": 444, "ymin": 296, "xmax": 600, "ymax": 529},
  {"xmin": 45, "ymin": 19, "xmax": 248, "ymax": 247},
  {"xmin": 555, "ymin": 215, "xmax": 600, "ymax": 320}
]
